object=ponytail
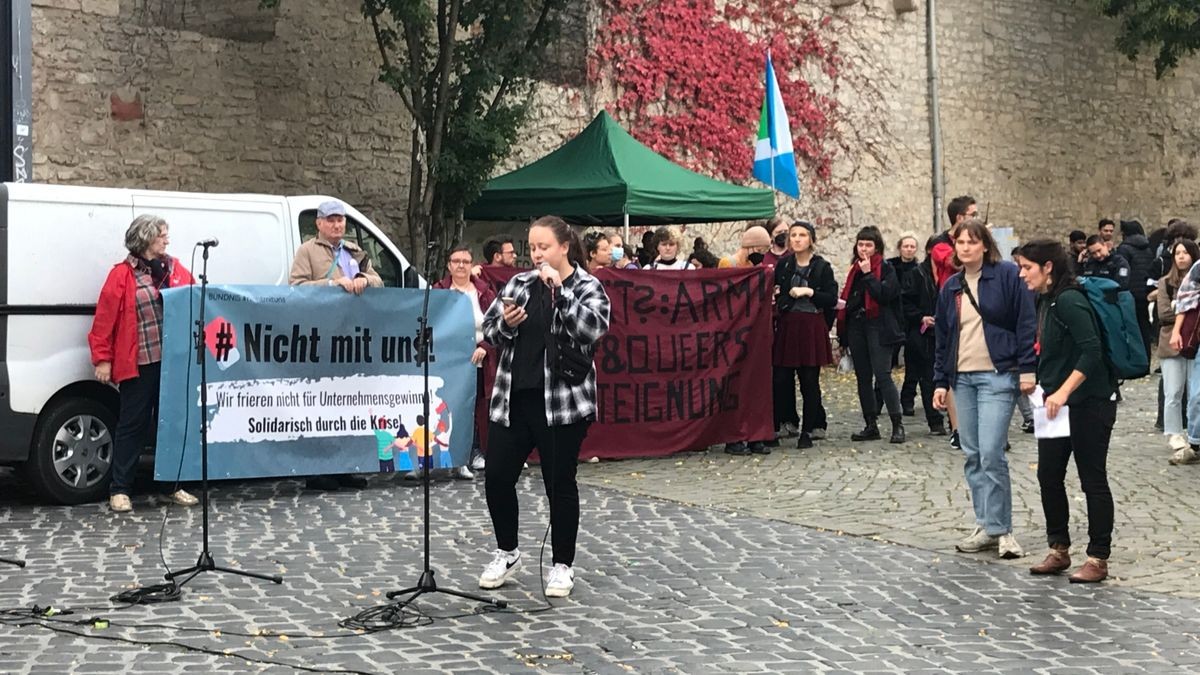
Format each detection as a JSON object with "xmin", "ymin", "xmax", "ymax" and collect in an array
[{"xmin": 531, "ymin": 215, "xmax": 587, "ymax": 268}]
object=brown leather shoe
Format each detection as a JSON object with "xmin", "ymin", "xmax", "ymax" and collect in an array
[
  {"xmin": 1029, "ymin": 546, "xmax": 1071, "ymax": 575},
  {"xmin": 1068, "ymin": 556, "xmax": 1108, "ymax": 584}
]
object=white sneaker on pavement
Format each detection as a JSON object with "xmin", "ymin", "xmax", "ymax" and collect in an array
[
  {"xmin": 956, "ymin": 526, "xmax": 999, "ymax": 553},
  {"xmin": 545, "ymin": 563, "xmax": 575, "ymax": 598},
  {"xmin": 998, "ymin": 533, "xmax": 1023, "ymax": 559},
  {"xmin": 1168, "ymin": 434, "xmax": 1189, "ymax": 452},
  {"xmin": 479, "ymin": 549, "xmax": 521, "ymax": 589},
  {"xmin": 109, "ymin": 494, "xmax": 132, "ymax": 513},
  {"xmin": 1168, "ymin": 446, "xmax": 1198, "ymax": 465},
  {"xmin": 454, "ymin": 465, "xmax": 474, "ymax": 480},
  {"xmin": 470, "ymin": 452, "xmax": 486, "ymax": 471},
  {"xmin": 165, "ymin": 489, "xmax": 199, "ymax": 506}
]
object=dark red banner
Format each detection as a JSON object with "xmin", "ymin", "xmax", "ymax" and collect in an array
[
  {"xmin": 585, "ymin": 268, "xmax": 773, "ymax": 457},
  {"xmin": 477, "ymin": 266, "xmax": 774, "ymax": 459}
]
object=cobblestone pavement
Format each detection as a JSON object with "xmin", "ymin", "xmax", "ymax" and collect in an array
[
  {"xmin": 1, "ymin": 457, "xmax": 1199, "ymax": 673},
  {"xmin": 578, "ymin": 372, "xmax": 1200, "ymax": 598}
]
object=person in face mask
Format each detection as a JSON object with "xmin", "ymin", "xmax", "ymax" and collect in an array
[
  {"xmin": 719, "ymin": 225, "xmax": 772, "ymax": 268},
  {"xmin": 608, "ymin": 233, "xmax": 638, "ymax": 269},
  {"xmin": 763, "ymin": 216, "xmax": 790, "ymax": 267}
]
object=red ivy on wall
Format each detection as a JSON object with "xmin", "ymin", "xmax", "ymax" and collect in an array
[{"xmin": 589, "ymin": 0, "xmax": 844, "ymax": 196}]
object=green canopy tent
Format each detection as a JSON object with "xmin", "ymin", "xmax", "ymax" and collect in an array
[{"xmin": 464, "ymin": 111, "xmax": 776, "ymax": 239}]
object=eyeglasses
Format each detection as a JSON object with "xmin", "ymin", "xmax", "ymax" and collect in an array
[{"xmin": 449, "ymin": 259, "xmax": 473, "ymax": 265}]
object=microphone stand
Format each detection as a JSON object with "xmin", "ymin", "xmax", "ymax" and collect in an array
[
  {"xmin": 384, "ymin": 240, "xmax": 506, "ymax": 610},
  {"xmin": 165, "ymin": 241, "xmax": 283, "ymax": 590}
]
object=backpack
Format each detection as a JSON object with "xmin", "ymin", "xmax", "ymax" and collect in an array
[{"xmin": 1074, "ymin": 276, "xmax": 1150, "ymax": 380}]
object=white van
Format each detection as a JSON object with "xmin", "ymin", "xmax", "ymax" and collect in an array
[{"xmin": 0, "ymin": 182, "xmax": 422, "ymax": 503}]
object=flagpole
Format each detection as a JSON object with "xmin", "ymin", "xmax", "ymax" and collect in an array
[{"xmin": 767, "ymin": 49, "xmax": 776, "ymax": 193}]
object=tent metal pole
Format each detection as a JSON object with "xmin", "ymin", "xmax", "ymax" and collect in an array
[{"xmin": 623, "ymin": 213, "xmax": 629, "ymax": 244}]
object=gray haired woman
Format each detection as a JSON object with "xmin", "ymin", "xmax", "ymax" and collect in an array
[{"xmin": 88, "ymin": 215, "xmax": 199, "ymax": 513}]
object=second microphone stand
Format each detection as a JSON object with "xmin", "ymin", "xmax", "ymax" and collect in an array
[
  {"xmin": 385, "ymin": 243, "xmax": 505, "ymax": 611},
  {"xmin": 166, "ymin": 241, "xmax": 282, "ymax": 590}
]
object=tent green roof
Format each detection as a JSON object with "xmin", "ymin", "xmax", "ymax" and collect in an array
[{"xmin": 464, "ymin": 111, "xmax": 776, "ymax": 225}]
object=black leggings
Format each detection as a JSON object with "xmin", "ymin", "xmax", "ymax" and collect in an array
[
  {"xmin": 772, "ymin": 366, "xmax": 826, "ymax": 433},
  {"xmin": 486, "ymin": 390, "xmax": 591, "ymax": 566},
  {"xmin": 847, "ymin": 320, "xmax": 901, "ymax": 420}
]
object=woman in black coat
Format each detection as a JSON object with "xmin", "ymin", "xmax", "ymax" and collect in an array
[
  {"xmin": 838, "ymin": 226, "xmax": 906, "ymax": 443},
  {"xmin": 773, "ymin": 220, "xmax": 838, "ymax": 449},
  {"xmin": 895, "ymin": 235, "xmax": 946, "ymax": 435}
]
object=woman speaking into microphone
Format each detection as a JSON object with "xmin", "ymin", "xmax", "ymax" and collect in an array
[{"xmin": 478, "ymin": 216, "xmax": 611, "ymax": 598}]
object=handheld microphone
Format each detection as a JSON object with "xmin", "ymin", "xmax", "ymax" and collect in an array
[{"xmin": 198, "ymin": 238, "xmax": 219, "ymax": 247}]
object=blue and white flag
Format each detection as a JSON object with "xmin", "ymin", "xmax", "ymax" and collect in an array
[{"xmin": 752, "ymin": 52, "xmax": 801, "ymax": 198}]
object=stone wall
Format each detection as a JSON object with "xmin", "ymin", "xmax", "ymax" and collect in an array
[
  {"xmin": 26, "ymin": 0, "xmax": 1200, "ymax": 272},
  {"xmin": 30, "ymin": 0, "xmax": 415, "ymax": 247}
]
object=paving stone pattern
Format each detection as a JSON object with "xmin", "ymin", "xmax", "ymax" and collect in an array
[
  {"xmin": 1, "ymin": 457, "xmax": 1199, "ymax": 672},
  {"xmin": 580, "ymin": 373, "xmax": 1200, "ymax": 599}
]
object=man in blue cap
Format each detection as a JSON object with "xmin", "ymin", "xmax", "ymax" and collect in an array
[
  {"xmin": 289, "ymin": 199, "xmax": 383, "ymax": 490},
  {"xmin": 290, "ymin": 199, "xmax": 384, "ymax": 291}
]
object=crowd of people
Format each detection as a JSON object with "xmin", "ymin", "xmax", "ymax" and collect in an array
[{"xmin": 88, "ymin": 196, "xmax": 1200, "ymax": 593}]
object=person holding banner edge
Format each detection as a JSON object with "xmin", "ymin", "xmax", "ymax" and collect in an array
[
  {"xmin": 288, "ymin": 199, "xmax": 382, "ymax": 491},
  {"xmin": 433, "ymin": 244, "xmax": 497, "ymax": 477},
  {"xmin": 89, "ymin": 214, "xmax": 199, "ymax": 513},
  {"xmin": 478, "ymin": 215, "xmax": 611, "ymax": 598}
]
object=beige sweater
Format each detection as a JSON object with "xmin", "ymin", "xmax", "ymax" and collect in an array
[
  {"xmin": 956, "ymin": 268, "xmax": 996, "ymax": 373},
  {"xmin": 289, "ymin": 236, "xmax": 384, "ymax": 287}
]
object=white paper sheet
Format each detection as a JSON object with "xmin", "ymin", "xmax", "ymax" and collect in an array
[{"xmin": 1030, "ymin": 385, "xmax": 1071, "ymax": 439}]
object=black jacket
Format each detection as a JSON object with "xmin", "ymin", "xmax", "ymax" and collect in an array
[
  {"xmin": 1116, "ymin": 234, "xmax": 1155, "ymax": 299},
  {"xmin": 775, "ymin": 254, "xmax": 839, "ymax": 326},
  {"xmin": 893, "ymin": 256, "xmax": 938, "ymax": 355},
  {"xmin": 843, "ymin": 259, "xmax": 905, "ymax": 346},
  {"xmin": 1080, "ymin": 252, "xmax": 1131, "ymax": 291}
]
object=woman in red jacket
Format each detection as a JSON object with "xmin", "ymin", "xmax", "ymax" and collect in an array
[{"xmin": 88, "ymin": 215, "xmax": 199, "ymax": 513}]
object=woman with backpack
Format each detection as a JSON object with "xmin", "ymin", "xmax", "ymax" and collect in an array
[
  {"xmin": 932, "ymin": 219, "xmax": 1036, "ymax": 560},
  {"xmin": 1016, "ymin": 239, "xmax": 1117, "ymax": 583}
]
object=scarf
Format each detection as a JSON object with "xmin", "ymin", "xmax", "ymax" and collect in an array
[{"xmin": 838, "ymin": 254, "xmax": 883, "ymax": 326}]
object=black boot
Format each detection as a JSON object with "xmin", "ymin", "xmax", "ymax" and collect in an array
[
  {"xmin": 889, "ymin": 414, "xmax": 906, "ymax": 444},
  {"xmin": 796, "ymin": 432, "xmax": 813, "ymax": 449},
  {"xmin": 928, "ymin": 417, "xmax": 947, "ymax": 436},
  {"xmin": 851, "ymin": 419, "xmax": 881, "ymax": 442}
]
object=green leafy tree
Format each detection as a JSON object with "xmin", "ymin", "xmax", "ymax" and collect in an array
[
  {"xmin": 1095, "ymin": 0, "xmax": 1200, "ymax": 78},
  {"xmin": 266, "ymin": 0, "xmax": 567, "ymax": 269}
]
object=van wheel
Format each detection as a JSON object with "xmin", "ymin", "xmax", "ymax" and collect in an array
[{"xmin": 22, "ymin": 398, "xmax": 116, "ymax": 505}]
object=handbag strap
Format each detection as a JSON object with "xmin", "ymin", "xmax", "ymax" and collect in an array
[{"xmin": 958, "ymin": 272, "xmax": 992, "ymax": 326}]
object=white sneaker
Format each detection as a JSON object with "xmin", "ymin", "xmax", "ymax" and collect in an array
[
  {"xmin": 956, "ymin": 526, "xmax": 999, "ymax": 553},
  {"xmin": 109, "ymin": 494, "xmax": 132, "ymax": 513},
  {"xmin": 782, "ymin": 422, "xmax": 800, "ymax": 438},
  {"xmin": 545, "ymin": 563, "xmax": 574, "ymax": 598},
  {"xmin": 470, "ymin": 452, "xmax": 486, "ymax": 471},
  {"xmin": 479, "ymin": 549, "xmax": 520, "ymax": 589},
  {"xmin": 998, "ymin": 533, "xmax": 1023, "ymax": 559},
  {"xmin": 1169, "ymin": 446, "xmax": 1198, "ymax": 465},
  {"xmin": 454, "ymin": 465, "xmax": 474, "ymax": 480},
  {"xmin": 1168, "ymin": 434, "xmax": 1189, "ymax": 452},
  {"xmin": 810, "ymin": 428, "xmax": 826, "ymax": 440},
  {"xmin": 164, "ymin": 489, "xmax": 199, "ymax": 506}
]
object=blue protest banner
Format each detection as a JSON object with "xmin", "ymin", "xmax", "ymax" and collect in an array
[{"xmin": 154, "ymin": 285, "xmax": 478, "ymax": 481}]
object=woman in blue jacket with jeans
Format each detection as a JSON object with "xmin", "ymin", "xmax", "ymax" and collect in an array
[{"xmin": 932, "ymin": 219, "xmax": 1037, "ymax": 560}]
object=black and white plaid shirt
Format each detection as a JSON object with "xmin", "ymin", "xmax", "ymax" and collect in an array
[{"xmin": 483, "ymin": 264, "xmax": 611, "ymax": 427}]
